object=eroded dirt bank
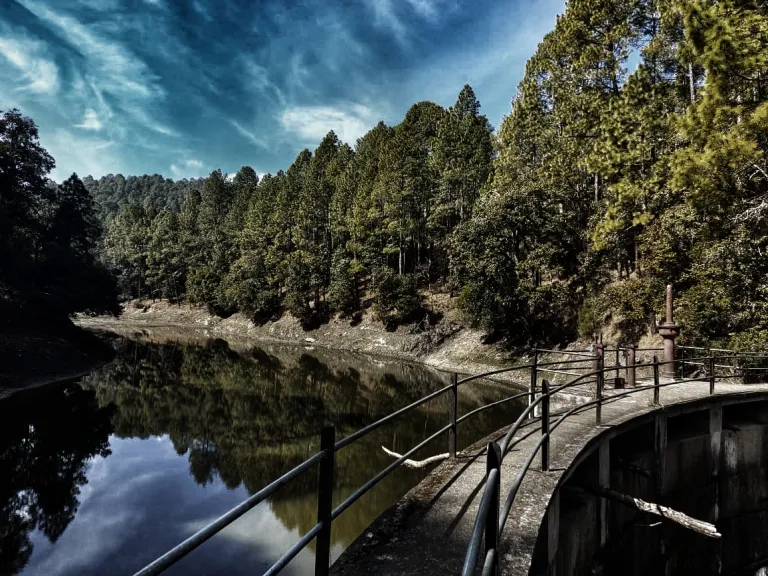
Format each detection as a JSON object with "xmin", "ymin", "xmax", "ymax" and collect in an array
[{"xmin": 75, "ymin": 300, "xmax": 532, "ymax": 379}]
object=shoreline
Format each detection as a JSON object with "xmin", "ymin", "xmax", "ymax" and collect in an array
[
  {"xmin": 0, "ymin": 321, "xmax": 116, "ymax": 400},
  {"xmin": 74, "ymin": 299, "xmax": 532, "ymax": 382},
  {"xmin": 0, "ymin": 359, "xmax": 112, "ymax": 401}
]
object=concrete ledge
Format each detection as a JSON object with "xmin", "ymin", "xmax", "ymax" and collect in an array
[{"xmin": 332, "ymin": 380, "xmax": 768, "ymax": 576}]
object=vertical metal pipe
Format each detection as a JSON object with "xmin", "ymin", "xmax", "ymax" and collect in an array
[
  {"xmin": 315, "ymin": 426, "xmax": 335, "ymax": 576},
  {"xmin": 615, "ymin": 347, "xmax": 620, "ymax": 380},
  {"xmin": 596, "ymin": 352, "xmax": 604, "ymax": 426},
  {"xmin": 449, "ymin": 373, "xmax": 458, "ymax": 458},
  {"xmin": 485, "ymin": 442, "xmax": 501, "ymax": 576},
  {"xmin": 653, "ymin": 356, "xmax": 660, "ymax": 406},
  {"xmin": 709, "ymin": 355, "xmax": 715, "ymax": 395},
  {"xmin": 530, "ymin": 350, "xmax": 538, "ymax": 420},
  {"xmin": 627, "ymin": 345, "xmax": 636, "ymax": 388},
  {"xmin": 541, "ymin": 379, "xmax": 550, "ymax": 472}
]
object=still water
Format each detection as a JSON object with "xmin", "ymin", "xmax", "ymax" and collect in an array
[{"xmin": 0, "ymin": 334, "xmax": 523, "ymax": 576}]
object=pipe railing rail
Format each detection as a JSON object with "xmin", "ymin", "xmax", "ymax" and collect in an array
[
  {"xmin": 460, "ymin": 351, "xmax": 767, "ymax": 575},
  {"xmin": 132, "ymin": 354, "xmax": 596, "ymax": 576},
  {"xmin": 133, "ymin": 345, "xmax": 765, "ymax": 576}
]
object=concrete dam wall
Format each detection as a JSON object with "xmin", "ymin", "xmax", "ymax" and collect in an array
[{"xmin": 536, "ymin": 395, "xmax": 768, "ymax": 576}]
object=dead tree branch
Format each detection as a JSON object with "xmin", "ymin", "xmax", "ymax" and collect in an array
[{"xmin": 381, "ymin": 446, "xmax": 449, "ymax": 469}]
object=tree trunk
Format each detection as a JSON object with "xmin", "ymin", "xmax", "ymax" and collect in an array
[{"xmin": 688, "ymin": 61, "xmax": 696, "ymax": 103}]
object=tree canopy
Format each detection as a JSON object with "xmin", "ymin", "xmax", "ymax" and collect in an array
[
  {"xmin": 7, "ymin": 0, "xmax": 768, "ymax": 350},
  {"xmin": 0, "ymin": 109, "xmax": 117, "ymax": 319}
]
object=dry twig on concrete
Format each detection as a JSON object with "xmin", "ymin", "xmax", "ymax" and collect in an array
[{"xmin": 381, "ymin": 446, "xmax": 449, "ymax": 469}]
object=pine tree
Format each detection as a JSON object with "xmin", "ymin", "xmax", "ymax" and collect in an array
[
  {"xmin": 228, "ymin": 166, "xmax": 260, "ymax": 234},
  {"xmin": 328, "ymin": 248, "xmax": 359, "ymax": 316},
  {"xmin": 146, "ymin": 209, "xmax": 185, "ymax": 302},
  {"xmin": 0, "ymin": 109, "xmax": 55, "ymax": 304},
  {"xmin": 295, "ymin": 131, "xmax": 340, "ymax": 306},
  {"xmin": 187, "ymin": 170, "xmax": 235, "ymax": 313},
  {"xmin": 430, "ymin": 85, "xmax": 494, "ymax": 279},
  {"xmin": 105, "ymin": 203, "xmax": 150, "ymax": 300}
]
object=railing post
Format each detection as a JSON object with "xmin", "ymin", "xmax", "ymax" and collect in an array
[
  {"xmin": 315, "ymin": 426, "xmax": 335, "ymax": 576},
  {"xmin": 596, "ymin": 351, "xmax": 604, "ymax": 426},
  {"xmin": 627, "ymin": 345, "xmax": 636, "ymax": 388},
  {"xmin": 681, "ymin": 346, "xmax": 686, "ymax": 379},
  {"xmin": 541, "ymin": 379, "xmax": 550, "ymax": 472},
  {"xmin": 485, "ymin": 442, "xmax": 501, "ymax": 576},
  {"xmin": 615, "ymin": 347, "xmax": 620, "ymax": 380},
  {"xmin": 530, "ymin": 350, "xmax": 538, "ymax": 420},
  {"xmin": 449, "ymin": 373, "xmax": 458, "ymax": 458},
  {"xmin": 709, "ymin": 354, "xmax": 715, "ymax": 395},
  {"xmin": 653, "ymin": 355, "xmax": 660, "ymax": 406}
]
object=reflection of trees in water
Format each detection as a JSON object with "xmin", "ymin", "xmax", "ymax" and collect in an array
[
  {"xmin": 0, "ymin": 386, "xmax": 113, "ymax": 576},
  {"xmin": 84, "ymin": 337, "xmax": 521, "ymax": 549},
  {"xmin": 84, "ymin": 338, "xmax": 451, "ymax": 491}
]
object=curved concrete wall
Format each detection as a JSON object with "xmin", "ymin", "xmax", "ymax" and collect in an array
[{"xmin": 531, "ymin": 394, "xmax": 768, "ymax": 576}]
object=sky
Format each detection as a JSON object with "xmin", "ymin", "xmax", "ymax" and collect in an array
[{"xmin": 0, "ymin": 0, "xmax": 565, "ymax": 182}]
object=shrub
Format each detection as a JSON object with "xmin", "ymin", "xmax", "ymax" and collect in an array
[
  {"xmin": 328, "ymin": 250, "xmax": 359, "ymax": 316},
  {"xmin": 372, "ymin": 267, "xmax": 423, "ymax": 327}
]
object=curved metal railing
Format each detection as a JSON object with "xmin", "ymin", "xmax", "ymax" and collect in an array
[
  {"xmin": 132, "ymin": 343, "xmax": 767, "ymax": 576},
  {"xmin": 460, "ymin": 349, "xmax": 768, "ymax": 576},
  {"xmin": 131, "ymin": 352, "xmax": 595, "ymax": 576}
]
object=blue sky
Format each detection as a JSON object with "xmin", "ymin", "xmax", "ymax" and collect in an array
[{"xmin": 1, "ymin": 0, "xmax": 565, "ymax": 182}]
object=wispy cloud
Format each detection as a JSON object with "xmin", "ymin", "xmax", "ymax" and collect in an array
[
  {"xmin": 367, "ymin": 0, "xmax": 407, "ymax": 44},
  {"xmin": 48, "ymin": 128, "xmax": 117, "ymax": 180},
  {"xmin": 20, "ymin": 0, "xmax": 163, "ymax": 101},
  {"xmin": 192, "ymin": 0, "xmax": 212, "ymax": 22},
  {"xmin": 74, "ymin": 108, "xmax": 102, "ymax": 130},
  {"xmin": 364, "ymin": 0, "xmax": 452, "ymax": 46},
  {"xmin": 170, "ymin": 158, "xmax": 206, "ymax": 179},
  {"xmin": 0, "ymin": 0, "xmax": 564, "ymax": 182},
  {"xmin": 279, "ymin": 104, "xmax": 377, "ymax": 146},
  {"xmin": 0, "ymin": 35, "xmax": 59, "ymax": 95},
  {"xmin": 229, "ymin": 120, "xmax": 269, "ymax": 149}
]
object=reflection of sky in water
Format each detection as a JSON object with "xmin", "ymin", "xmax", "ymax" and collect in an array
[{"xmin": 20, "ymin": 435, "xmax": 318, "ymax": 576}]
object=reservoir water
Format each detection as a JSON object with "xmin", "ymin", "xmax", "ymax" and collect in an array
[{"xmin": 0, "ymin": 333, "xmax": 523, "ymax": 576}]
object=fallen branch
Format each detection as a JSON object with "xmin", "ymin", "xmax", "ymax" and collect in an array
[
  {"xmin": 581, "ymin": 484, "xmax": 721, "ymax": 539},
  {"xmin": 381, "ymin": 446, "xmax": 449, "ymax": 469}
]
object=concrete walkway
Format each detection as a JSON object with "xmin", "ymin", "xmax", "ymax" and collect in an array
[{"xmin": 331, "ymin": 378, "xmax": 768, "ymax": 575}]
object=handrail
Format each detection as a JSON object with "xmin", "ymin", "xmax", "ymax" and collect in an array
[
  {"xmin": 134, "ymin": 349, "xmax": 577, "ymax": 576},
  {"xmin": 132, "ymin": 449, "xmax": 328, "ymax": 576},
  {"xmin": 331, "ymin": 422, "xmax": 452, "ymax": 520},
  {"xmin": 455, "ymin": 390, "xmax": 531, "ymax": 426},
  {"xmin": 461, "ymin": 467, "xmax": 500, "ymax": 573},
  {"xmin": 535, "ymin": 348, "xmax": 595, "ymax": 357},
  {"xmin": 336, "ymin": 358, "xmax": 591, "ymax": 450},
  {"xmin": 335, "ymin": 382, "xmax": 454, "ymax": 450},
  {"xmin": 456, "ymin": 357, "xmax": 592, "ymax": 387},
  {"xmin": 133, "ymin": 345, "xmax": 767, "ymax": 576},
  {"xmin": 461, "ymin": 350, "xmax": 766, "ymax": 575}
]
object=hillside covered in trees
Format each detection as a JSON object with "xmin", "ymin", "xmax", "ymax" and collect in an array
[
  {"xmin": 102, "ymin": 0, "xmax": 768, "ymax": 351},
  {"xmin": 103, "ymin": 86, "xmax": 494, "ymax": 331},
  {"xmin": 4, "ymin": 0, "xmax": 767, "ymax": 354},
  {"xmin": 82, "ymin": 174, "xmax": 205, "ymax": 224}
]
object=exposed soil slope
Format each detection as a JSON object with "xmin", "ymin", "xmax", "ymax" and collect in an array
[{"xmin": 76, "ymin": 299, "xmax": 528, "ymax": 377}]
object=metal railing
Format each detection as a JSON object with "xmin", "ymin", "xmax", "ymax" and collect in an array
[
  {"xmin": 460, "ymin": 349, "xmax": 768, "ymax": 576},
  {"xmin": 131, "ymin": 354, "xmax": 595, "ymax": 576},
  {"xmin": 132, "ymin": 344, "xmax": 768, "ymax": 576}
]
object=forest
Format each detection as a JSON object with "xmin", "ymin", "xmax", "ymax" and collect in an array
[
  {"xmin": 3, "ymin": 0, "xmax": 767, "ymax": 350},
  {"xmin": 0, "ymin": 110, "xmax": 118, "ymax": 322}
]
